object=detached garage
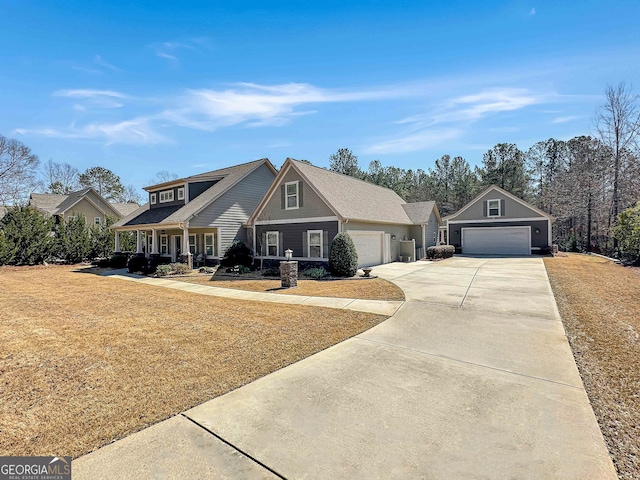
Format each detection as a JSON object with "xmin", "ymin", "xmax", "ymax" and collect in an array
[{"xmin": 443, "ymin": 185, "xmax": 554, "ymax": 256}]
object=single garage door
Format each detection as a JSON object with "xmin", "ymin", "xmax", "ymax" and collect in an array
[
  {"xmin": 462, "ymin": 226, "xmax": 531, "ymax": 255},
  {"xmin": 347, "ymin": 231, "xmax": 384, "ymax": 268}
]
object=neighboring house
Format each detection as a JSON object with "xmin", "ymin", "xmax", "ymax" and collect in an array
[
  {"xmin": 0, "ymin": 206, "xmax": 7, "ymax": 221},
  {"xmin": 246, "ymin": 158, "xmax": 441, "ymax": 268},
  {"xmin": 441, "ymin": 184, "xmax": 554, "ymax": 255},
  {"xmin": 29, "ymin": 188, "xmax": 129, "ymax": 226},
  {"xmin": 111, "ymin": 158, "xmax": 278, "ymax": 263}
]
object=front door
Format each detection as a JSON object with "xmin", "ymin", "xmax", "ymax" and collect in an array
[{"xmin": 173, "ymin": 235, "xmax": 182, "ymax": 262}]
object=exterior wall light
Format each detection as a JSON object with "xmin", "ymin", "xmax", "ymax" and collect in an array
[{"xmin": 285, "ymin": 249, "xmax": 293, "ymax": 260}]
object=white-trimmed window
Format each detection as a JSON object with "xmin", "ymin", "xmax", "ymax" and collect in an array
[
  {"xmin": 308, "ymin": 230, "xmax": 323, "ymax": 258},
  {"xmin": 285, "ymin": 181, "xmax": 299, "ymax": 210},
  {"xmin": 159, "ymin": 190, "xmax": 174, "ymax": 203},
  {"xmin": 94, "ymin": 217, "xmax": 101, "ymax": 225},
  {"xmin": 204, "ymin": 233, "xmax": 217, "ymax": 256},
  {"xmin": 160, "ymin": 235, "xmax": 168, "ymax": 255},
  {"xmin": 266, "ymin": 231, "xmax": 279, "ymax": 256},
  {"xmin": 487, "ymin": 199, "xmax": 501, "ymax": 217},
  {"xmin": 177, "ymin": 187, "xmax": 185, "ymax": 200},
  {"xmin": 188, "ymin": 235, "xmax": 196, "ymax": 254},
  {"xmin": 150, "ymin": 193, "xmax": 157, "ymax": 204}
]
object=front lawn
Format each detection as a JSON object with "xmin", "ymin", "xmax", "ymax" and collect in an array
[
  {"xmin": 544, "ymin": 254, "xmax": 640, "ymax": 480},
  {"xmin": 0, "ymin": 265, "xmax": 386, "ymax": 458}
]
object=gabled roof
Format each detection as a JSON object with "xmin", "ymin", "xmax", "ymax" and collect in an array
[
  {"xmin": 443, "ymin": 184, "xmax": 555, "ymax": 222},
  {"xmin": 110, "ymin": 202, "xmax": 140, "ymax": 217},
  {"xmin": 113, "ymin": 158, "xmax": 277, "ymax": 228},
  {"xmin": 402, "ymin": 201, "xmax": 441, "ymax": 225},
  {"xmin": 29, "ymin": 188, "xmax": 122, "ymax": 218},
  {"xmin": 249, "ymin": 158, "xmax": 440, "ymax": 226}
]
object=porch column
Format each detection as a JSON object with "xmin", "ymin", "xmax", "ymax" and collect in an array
[
  {"xmin": 114, "ymin": 231, "xmax": 121, "ymax": 253},
  {"xmin": 152, "ymin": 228, "xmax": 159, "ymax": 254},
  {"xmin": 182, "ymin": 227, "xmax": 190, "ymax": 254},
  {"xmin": 136, "ymin": 230, "xmax": 143, "ymax": 254}
]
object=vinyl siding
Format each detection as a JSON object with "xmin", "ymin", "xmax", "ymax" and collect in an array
[
  {"xmin": 65, "ymin": 198, "xmax": 107, "ymax": 224},
  {"xmin": 452, "ymin": 190, "xmax": 545, "ymax": 221},
  {"xmin": 425, "ymin": 211, "xmax": 439, "ymax": 247},
  {"xmin": 448, "ymin": 220, "xmax": 549, "ymax": 249},
  {"xmin": 257, "ymin": 168, "xmax": 335, "ymax": 222},
  {"xmin": 189, "ymin": 163, "xmax": 276, "ymax": 253},
  {"xmin": 256, "ymin": 221, "xmax": 338, "ymax": 258},
  {"xmin": 343, "ymin": 221, "xmax": 412, "ymax": 262}
]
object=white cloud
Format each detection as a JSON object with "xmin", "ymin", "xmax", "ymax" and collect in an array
[
  {"xmin": 94, "ymin": 55, "xmax": 121, "ymax": 72},
  {"xmin": 54, "ymin": 89, "xmax": 126, "ymax": 98},
  {"xmin": 364, "ymin": 128, "xmax": 462, "ymax": 154},
  {"xmin": 551, "ymin": 115, "xmax": 581, "ymax": 124}
]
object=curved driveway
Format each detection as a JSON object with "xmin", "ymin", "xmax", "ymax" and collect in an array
[{"xmin": 75, "ymin": 257, "xmax": 616, "ymax": 479}]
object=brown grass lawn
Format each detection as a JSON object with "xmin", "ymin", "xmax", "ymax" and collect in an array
[
  {"xmin": 173, "ymin": 275, "xmax": 405, "ymax": 301},
  {"xmin": 545, "ymin": 254, "xmax": 640, "ymax": 480},
  {"xmin": 0, "ymin": 265, "xmax": 387, "ymax": 459}
]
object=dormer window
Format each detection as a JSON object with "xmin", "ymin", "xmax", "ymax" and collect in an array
[
  {"xmin": 285, "ymin": 181, "xmax": 299, "ymax": 210},
  {"xmin": 150, "ymin": 193, "xmax": 157, "ymax": 204},
  {"xmin": 177, "ymin": 187, "xmax": 185, "ymax": 200},
  {"xmin": 159, "ymin": 190, "xmax": 174, "ymax": 203}
]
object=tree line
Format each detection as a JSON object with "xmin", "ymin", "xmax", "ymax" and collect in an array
[{"xmin": 329, "ymin": 83, "xmax": 640, "ymax": 261}]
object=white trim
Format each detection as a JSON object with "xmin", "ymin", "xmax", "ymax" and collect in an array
[
  {"xmin": 58, "ymin": 189, "xmax": 120, "ymax": 218},
  {"xmin": 177, "ymin": 187, "xmax": 185, "ymax": 201},
  {"xmin": 307, "ymin": 229, "xmax": 323, "ymax": 258},
  {"xmin": 150, "ymin": 193, "xmax": 157, "ymax": 205},
  {"xmin": 188, "ymin": 234, "xmax": 196, "ymax": 255},
  {"xmin": 285, "ymin": 181, "xmax": 299, "ymax": 210},
  {"xmin": 255, "ymin": 216, "xmax": 338, "ymax": 225},
  {"xmin": 461, "ymin": 226, "xmax": 531, "ymax": 255},
  {"xmin": 266, "ymin": 230, "xmax": 279, "ymax": 257},
  {"xmin": 159, "ymin": 234, "xmax": 168, "ymax": 255},
  {"xmin": 159, "ymin": 190, "xmax": 174, "ymax": 203},
  {"xmin": 448, "ymin": 217, "xmax": 548, "ymax": 224},
  {"xmin": 487, "ymin": 198, "xmax": 501, "ymax": 217}
]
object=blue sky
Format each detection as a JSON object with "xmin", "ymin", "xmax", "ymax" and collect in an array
[{"xmin": 1, "ymin": 0, "xmax": 639, "ymax": 192}]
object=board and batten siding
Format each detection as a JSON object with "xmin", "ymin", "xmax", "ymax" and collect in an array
[
  {"xmin": 256, "ymin": 168, "xmax": 334, "ymax": 222},
  {"xmin": 453, "ymin": 190, "xmax": 544, "ymax": 221},
  {"xmin": 189, "ymin": 163, "xmax": 276, "ymax": 253},
  {"xmin": 255, "ymin": 221, "xmax": 338, "ymax": 258},
  {"xmin": 343, "ymin": 221, "xmax": 412, "ymax": 262}
]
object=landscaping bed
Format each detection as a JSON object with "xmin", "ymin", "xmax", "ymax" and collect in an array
[
  {"xmin": 544, "ymin": 253, "xmax": 640, "ymax": 480},
  {"xmin": 0, "ymin": 265, "xmax": 387, "ymax": 458}
]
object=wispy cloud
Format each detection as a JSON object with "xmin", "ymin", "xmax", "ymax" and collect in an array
[
  {"xmin": 94, "ymin": 55, "xmax": 122, "ymax": 72},
  {"xmin": 364, "ymin": 128, "xmax": 463, "ymax": 154},
  {"xmin": 152, "ymin": 38, "xmax": 207, "ymax": 63},
  {"xmin": 54, "ymin": 89, "xmax": 126, "ymax": 98},
  {"xmin": 54, "ymin": 89, "xmax": 127, "ymax": 109},
  {"xmin": 551, "ymin": 115, "xmax": 581, "ymax": 124}
]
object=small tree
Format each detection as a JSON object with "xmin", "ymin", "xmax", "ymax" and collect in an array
[
  {"xmin": 221, "ymin": 241, "xmax": 252, "ymax": 267},
  {"xmin": 78, "ymin": 166, "xmax": 125, "ymax": 202},
  {"xmin": 329, "ymin": 232, "xmax": 358, "ymax": 277},
  {"xmin": 55, "ymin": 215, "xmax": 90, "ymax": 263},
  {"xmin": 0, "ymin": 206, "xmax": 54, "ymax": 265},
  {"xmin": 90, "ymin": 217, "xmax": 116, "ymax": 258},
  {"xmin": 612, "ymin": 202, "xmax": 640, "ymax": 263}
]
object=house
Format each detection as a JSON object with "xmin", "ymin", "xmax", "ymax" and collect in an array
[
  {"xmin": 29, "ymin": 188, "xmax": 131, "ymax": 226},
  {"xmin": 111, "ymin": 158, "xmax": 277, "ymax": 263},
  {"xmin": 0, "ymin": 206, "xmax": 7, "ymax": 221},
  {"xmin": 246, "ymin": 158, "xmax": 442, "ymax": 268},
  {"xmin": 441, "ymin": 184, "xmax": 554, "ymax": 255}
]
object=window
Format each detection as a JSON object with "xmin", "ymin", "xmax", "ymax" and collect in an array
[
  {"xmin": 150, "ymin": 193, "xmax": 157, "ymax": 204},
  {"xmin": 285, "ymin": 181, "xmax": 299, "ymax": 210},
  {"xmin": 177, "ymin": 187, "xmax": 185, "ymax": 200},
  {"xmin": 266, "ymin": 231, "xmax": 279, "ymax": 256},
  {"xmin": 487, "ymin": 199, "xmax": 500, "ymax": 217},
  {"xmin": 147, "ymin": 234, "xmax": 153, "ymax": 253},
  {"xmin": 159, "ymin": 190, "xmax": 174, "ymax": 203},
  {"xmin": 308, "ymin": 230, "xmax": 323, "ymax": 258},
  {"xmin": 205, "ymin": 233, "xmax": 217, "ymax": 256},
  {"xmin": 94, "ymin": 217, "xmax": 101, "ymax": 225},
  {"xmin": 160, "ymin": 235, "xmax": 168, "ymax": 255},
  {"xmin": 189, "ymin": 235, "xmax": 196, "ymax": 255}
]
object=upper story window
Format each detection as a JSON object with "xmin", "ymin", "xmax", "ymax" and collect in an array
[
  {"xmin": 487, "ymin": 199, "xmax": 501, "ymax": 217},
  {"xmin": 285, "ymin": 181, "xmax": 299, "ymax": 210},
  {"xmin": 150, "ymin": 193, "xmax": 157, "ymax": 204},
  {"xmin": 94, "ymin": 217, "xmax": 101, "ymax": 225},
  {"xmin": 159, "ymin": 190, "xmax": 174, "ymax": 203},
  {"xmin": 177, "ymin": 187, "xmax": 185, "ymax": 200}
]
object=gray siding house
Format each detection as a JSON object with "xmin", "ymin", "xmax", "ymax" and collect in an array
[
  {"xmin": 442, "ymin": 185, "xmax": 554, "ymax": 255},
  {"xmin": 111, "ymin": 159, "xmax": 277, "ymax": 263},
  {"xmin": 246, "ymin": 158, "xmax": 441, "ymax": 268}
]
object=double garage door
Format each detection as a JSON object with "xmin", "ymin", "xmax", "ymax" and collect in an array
[
  {"xmin": 347, "ymin": 230, "xmax": 391, "ymax": 268},
  {"xmin": 462, "ymin": 226, "xmax": 531, "ymax": 255}
]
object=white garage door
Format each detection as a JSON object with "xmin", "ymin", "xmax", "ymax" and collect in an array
[
  {"xmin": 462, "ymin": 226, "xmax": 531, "ymax": 255},
  {"xmin": 347, "ymin": 231, "xmax": 384, "ymax": 268}
]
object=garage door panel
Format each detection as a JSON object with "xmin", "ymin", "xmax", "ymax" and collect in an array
[
  {"xmin": 462, "ymin": 227, "xmax": 530, "ymax": 255},
  {"xmin": 347, "ymin": 231, "xmax": 383, "ymax": 268}
]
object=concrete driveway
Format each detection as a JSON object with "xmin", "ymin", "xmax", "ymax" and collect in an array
[{"xmin": 74, "ymin": 257, "xmax": 616, "ymax": 479}]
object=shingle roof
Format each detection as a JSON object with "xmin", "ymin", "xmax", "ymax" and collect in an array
[
  {"xmin": 110, "ymin": 202, "xmax": 140, "ymax": 216},
  {"xmin": 0, "ymin": 206, "xmax": 8, "ymax": 220},
  {"xmin": 52, "ymin": 188, "xmax": 93, "ymax": 214},
  {"xmin": 113, "ymin": 158, "xmax": 273, "ymax": 228},
  {"xmin": 290, "ymin": 159, "xmax": 433, "ymax": 225},
  {"xmin": 402, "ymin": 201, "xmax": 438, "ymax": 224},
  {"xmin": 29, "ymin": 193, "xmax": 68, "ymax": 215}
]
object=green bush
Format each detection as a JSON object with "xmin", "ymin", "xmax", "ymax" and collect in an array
[
  {"xmin": 109, "ymin": 253, "xmax": 130, "ymax": 269},
  {"xmin": 426, "ymin": 245, "xmax": 455, "ymax": 259},
  {"xmin": 221, "ymin": 241, "xmax": 252, "ymax": 267},
  {"xmin": 156, "ymin": 264, "xmax": 173, "ymax": 276},
  {"xmin": 304, "ymin": 267, "xmax": 327, "ymax": 279},
  {"xmin": 127, "ymin": 255, "xmax": 147, "ymax": 273},
  {"xmin": 54, "ymin": 215, "xmax": 90, "ymax": 263},
  {"xmin": 612, "ymin": 202, "xmax": 640, "ymax": 263},
  {"xmin": 329, "ymin": 233, "xmax": 358, "ymax": 277},
  {"xmin": 170, "ymin": 262, "xmax": 192, "ymax": 275},
  {"xmin": 262, "ymin": 267, "xmax": 280, "ymax": 277},
  {"xmin": 0, "ymin": 206, "xmax": 55, "ymax": 265}
]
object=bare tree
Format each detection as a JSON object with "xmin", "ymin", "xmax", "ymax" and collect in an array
[
  {"xmin": 0, "ymin": 134, "xmax": 40, "ymax": 205},
  {"xmin": 595, "ymin": 83, "xmax": 640, "ymax": 246},
  {"xmin": 41, "ymin": 159, "xmax": 80, "ymax": 194},
  {"xmin": 150, "ymin": 170, "xmax": 179, "ymax": 185},
  {"xmin": 123, "ymin": 184, "xmax": 143, "ymax": 205}
]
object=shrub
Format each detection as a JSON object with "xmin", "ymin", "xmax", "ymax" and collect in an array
[
  {"xmin": 0, "ymin": 206, "xmax": 55, "ymax": 265},
  {"xmin": 156, "ymin": 264, "xmax": 173, "ymax": 276},
  {"xmin": 170, "ymin": 262, "xmax": 192, "ymax": 275},
  {"xmin": 426, "ymin": 245, "xmax": 455, "ymax": 260},
  {"xmin": 329, "ymin": 233, "xmax": 358, "ymax": 277},
  {"xmin": 95, "ymin": 258, "xmax": 110, "ymax": 268},
  {"xmin": 221, "ymin": 241, "xmax": 252, "ymax": 268},
  {"xmin": 262, "ymin": 267, "xmax": 280, "ymax": 277},
  {"xmin": 128, "ymin": 255, "xmax": 147, "ymax": 273},
  {"xmin": 55, "ymin": 215, "xmax": 90, "ymax": 263},
  {"xmin": 304, "ymin": 267, "xmax": 327, "ymax": 279},
  {"xmin": 109, "ymin": 253, "xmax": 130, "ymax": 269}
]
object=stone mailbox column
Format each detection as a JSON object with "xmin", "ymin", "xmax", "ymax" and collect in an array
[{"xmin": 280, "ymin": 261, "xmax": 298, "ymax": 288}]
